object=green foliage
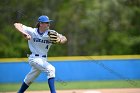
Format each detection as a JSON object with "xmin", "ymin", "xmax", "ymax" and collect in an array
[{"xmin": 0, "ymin": 0, "xmax": 140, "ymax": 57}]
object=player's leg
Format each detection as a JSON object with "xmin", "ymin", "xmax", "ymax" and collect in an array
[
  {"xmin": 48, "ymin": 77, "xmax": 56, "ymax": 93},
  {"xmin": 30, "ymin": 58, "xmax": 56, "ymax": 93},
  {"xmin": 46, "ymin": 64, "xmax": 56, "ymax": 93},
  {"xmin": 17, "ymin": 82, "xmax": 29, "ymax": 93},
  {"xmin": 18, "ymin": 67, "xmax": 41, "ymax": 93}
]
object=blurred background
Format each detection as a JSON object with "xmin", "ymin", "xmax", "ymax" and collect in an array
[
  {"xmin": 0, "ymin": 0, "xmax": 140, "ymax": 58},
  {"xmin": 0, "ymin": 0, "xmax": 140, "ymax": 92}
]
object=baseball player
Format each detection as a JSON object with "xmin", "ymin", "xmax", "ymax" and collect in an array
[{"xmin": 14, "ymin": 15, "xmax": 67, "ymax": 93}]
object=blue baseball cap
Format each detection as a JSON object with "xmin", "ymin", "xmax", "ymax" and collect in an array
[{"xmin": 38, "ymin": 15, "xmax": 53, "ymax": 22}]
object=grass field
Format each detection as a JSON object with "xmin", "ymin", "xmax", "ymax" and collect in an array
[{"xmin": 0, "ymin": 80, "xmax": 140, "ymax": 92}]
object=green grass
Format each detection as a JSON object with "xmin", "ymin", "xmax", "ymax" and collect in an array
[{"xmin": 0, "ymin": 80, "xmax": 140, "ymax": 92}]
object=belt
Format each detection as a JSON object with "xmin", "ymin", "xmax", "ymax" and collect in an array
[{"xmin": 35, "ymin": 54, "xmax": 46, "ymax": 58}]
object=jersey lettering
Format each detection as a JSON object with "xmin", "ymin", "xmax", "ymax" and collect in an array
[
  {"xmin": 23, "ymin": 25, "xmax": 53, "ymax": 55},
  {"xmin": 33, "ymin": 38, "xmax": 50, "ymax": 44}
]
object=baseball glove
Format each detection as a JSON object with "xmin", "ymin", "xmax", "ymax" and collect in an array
[{"xmin": 48, "ymin": 31, "xmax": 61, "ymax": 44}]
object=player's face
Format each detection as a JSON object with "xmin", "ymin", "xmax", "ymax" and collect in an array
[{"xmin": 40, "ymin": 22, "xmax": 50, "ymax": 29}]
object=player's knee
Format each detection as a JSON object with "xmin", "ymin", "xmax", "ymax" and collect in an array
[
  {"xmin": 24, "ymin": 79, "xmax": 32, "ymax": 86},
  {"xmin": 47, "ymin": 65, "xmax": 55, "ymax": 79}
]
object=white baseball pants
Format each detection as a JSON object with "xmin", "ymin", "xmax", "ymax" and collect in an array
[{"xmin": 24, "ymin": 57, "xmax": 55, "ymax": 85}]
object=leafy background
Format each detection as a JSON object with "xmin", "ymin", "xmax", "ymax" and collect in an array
[{"xmin": 0, "ymin": 0, "xmax": 140, "ymax": 57}]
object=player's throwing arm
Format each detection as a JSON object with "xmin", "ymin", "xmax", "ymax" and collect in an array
[{"xmin": 14, "ymin": 23, "xmax": 31, "ymax": 40}]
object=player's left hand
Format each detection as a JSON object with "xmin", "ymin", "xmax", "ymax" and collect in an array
[{"xmin": 48, "ymin": 31, "xmax": 61, "ymax": 44}]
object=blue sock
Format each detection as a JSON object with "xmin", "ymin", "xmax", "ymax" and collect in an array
[
  {"xmin": 48, "ymin": 78, "xmax": 56, "ymax": 93},
  {"xmin": 18, "ymin": 82, "xmax": 29, "ymax": 93}
]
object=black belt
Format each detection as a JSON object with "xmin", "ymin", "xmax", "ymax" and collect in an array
[{"xmin": 35, "ymin": 54, "xmax": 46, "ymax": 57}]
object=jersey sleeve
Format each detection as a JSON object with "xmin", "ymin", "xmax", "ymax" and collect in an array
[{"xmin": 22, "ymin": 25, "xmax": 35, "ymax": 35}]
